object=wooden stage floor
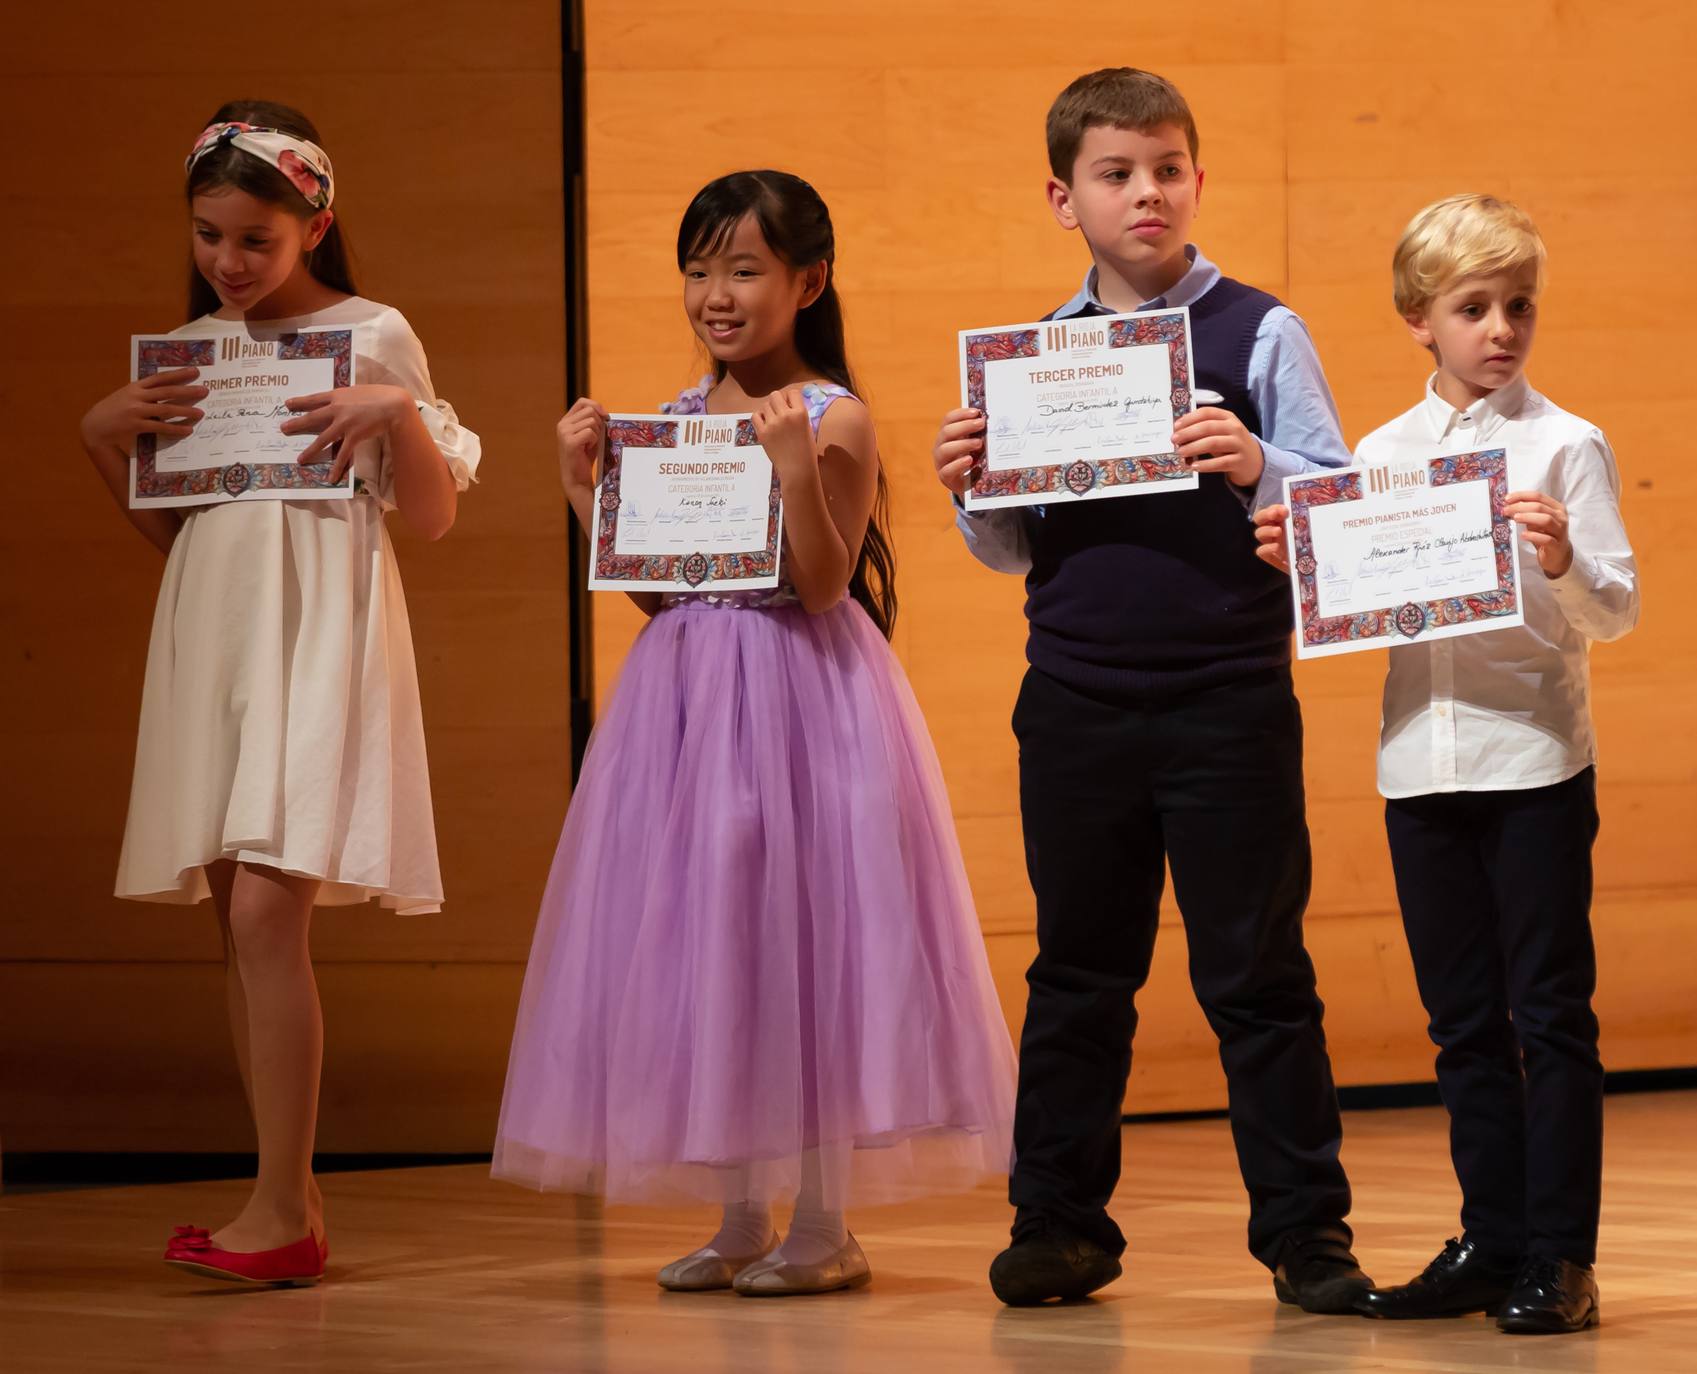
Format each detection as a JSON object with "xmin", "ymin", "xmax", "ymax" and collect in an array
[{"xmin": 4, "ymin": 1092, "xmax": 1693, "ymax": 1373}]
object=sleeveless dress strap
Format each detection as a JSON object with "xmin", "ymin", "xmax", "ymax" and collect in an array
[
  {"xmin": 799, "ymin": 382, "xmax": 855, "ymax": 436},
  {"xmin": 660, "ymin": 378, "xmax": 855, "ymax": 435}
]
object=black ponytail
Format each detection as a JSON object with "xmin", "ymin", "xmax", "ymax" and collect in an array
[{"xmin": 676, "ymin": 171, "xmax": 897, "ymax": 638}]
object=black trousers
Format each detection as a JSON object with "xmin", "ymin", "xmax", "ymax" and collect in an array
[
  {"xmin": 1385, "ymin": 767, "xmax": 1603, "ymax": 1265},
  {"xmin": 1009, "ymin": 665, "xmax": 1351, "ymax": 1266}
]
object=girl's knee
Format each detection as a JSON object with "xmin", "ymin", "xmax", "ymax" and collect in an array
[{"xmin": 226, "ymin": 869, "xmax": 315, "ymax": 968}]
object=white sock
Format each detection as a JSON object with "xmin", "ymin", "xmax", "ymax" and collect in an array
[
  {"xmin": 776, "ymin": 1207, "xmax": 848, "ymax": 1266},
  {"xmin": 693, "ymin": 1201, "xmax": 773, "ymax": 1260}
]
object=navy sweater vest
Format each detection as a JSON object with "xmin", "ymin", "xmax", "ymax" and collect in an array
[{"xmin": 1024, "ymin": 276, "xmax": 1293, "ymax": 696}]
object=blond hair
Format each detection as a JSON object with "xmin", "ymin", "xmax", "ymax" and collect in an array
[
  {"xmin": 1046, "ymin": 68, "xmax": 1198, "ymax": 181},
  {"xmin": 1391, "ymin": 194, "xmax": 1546, "ymax": 316}
]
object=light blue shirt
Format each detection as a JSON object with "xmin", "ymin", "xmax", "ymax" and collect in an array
[{"xmin": 955, "ymin": 246, "xmax": 1351, "ymax": 575}]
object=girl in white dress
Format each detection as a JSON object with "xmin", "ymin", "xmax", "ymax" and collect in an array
[{"xmin": 78, "ymin": 100, "xmax": 479, "ymax": 1286}]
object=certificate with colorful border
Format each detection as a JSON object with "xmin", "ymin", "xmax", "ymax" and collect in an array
[
  {"xmin": 1285, "ymin": 449, "xmax": 1524, "ymax": 659},
  {"xmin": 589, "ymin": 413, "xmax": 782, "ymax": 592},
  {"xmin": 129, "ymin": 328, "xmax": 356, "ymax": 507},
  {"xmin": 959, "ymin": 306, "xmax": 1198, "ymax": 510}
]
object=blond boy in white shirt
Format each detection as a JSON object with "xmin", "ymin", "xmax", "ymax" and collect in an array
[{"xmin": 1256, "ymin": 194, "xmax": 1638, "ymax": 1335}]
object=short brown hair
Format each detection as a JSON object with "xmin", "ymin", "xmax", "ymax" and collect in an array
[{"xmin": 1046, "ymin": 68, "xmax": 1199, "ymax": 181}]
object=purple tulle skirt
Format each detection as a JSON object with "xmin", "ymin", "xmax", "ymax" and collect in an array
[{"xmin": 493, "ymin": 595, "xmax": 1016, "ymax": 1208}]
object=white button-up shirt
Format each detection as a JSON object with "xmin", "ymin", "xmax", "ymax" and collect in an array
[{"xmin": 1356, "ymin": 375, "xmax": 1639, "ymax": 799}]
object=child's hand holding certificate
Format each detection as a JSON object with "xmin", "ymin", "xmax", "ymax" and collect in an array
[
  {"xmin": 589, "ymin": 412, "xmax": 782, "ymax": 593},
  {"xmin": 958, "ymin": 306, "xmax": 1198, "ymax": 509},
  {"xmin": 1283, "ymin": 450, "xmax": 1525, "ymax": 658},
  {"xmin": 129, "ymin": 327, "xmax": 356, "ymax": 507}
]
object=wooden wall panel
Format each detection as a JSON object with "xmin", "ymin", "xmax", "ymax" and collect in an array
[
  {"xmin": 1, "ymin": 5, "xmax": 568, "ymax": 1151},
  {"xmin": 4, "ymin": 1, "xmax": 1690, "ymax": 1157},
  {"xmin": 582, "ymin": 0, "xmax": 1696, "ymax": 1113}
]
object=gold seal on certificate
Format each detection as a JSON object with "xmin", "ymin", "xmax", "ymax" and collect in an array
[
  {"xmin": 129, "ymin": 327, "xmax": 356, "ymax": 507},
  {"xmin": 1285, "ymin": 449, "xmax": 1525, "ymax": 659},
  {"xmin": 958, "ymin": 306, "xmax": 1198, "ymax": 510},
  {"xmin": 589, "ymin": 413, "xmax": 783, "ymax": 593}
]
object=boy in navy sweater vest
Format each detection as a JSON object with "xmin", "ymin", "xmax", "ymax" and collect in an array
[{"xmin": 932, "ymin": 68, "xmax": 1366, "ymax": 1309}]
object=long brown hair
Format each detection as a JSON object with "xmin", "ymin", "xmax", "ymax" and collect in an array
[
  {"xmin": 184, "ymin": 100, "xmax": 358, "ymax": 321},
  {"xmin": 676, "ymin": 171, "xmax": 898, "ymax": 638}
]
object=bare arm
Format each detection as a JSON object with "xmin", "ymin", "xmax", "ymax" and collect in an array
[
  {"xmin": 755, "ymin": 388, "xmax": 878, "ymax": 615},
  {"xmin": 78, "ymin": 366, "xmax": 208, "ymax": 556},
  {"xmin": 284, "ymin": 385, "xmax": 458, "ymax": 541},
  {"xmin": 383, "ymin": 398, "xmax": 458, "ymax": 540},
  {"xmin": 558, "ymin": 398, "xmax": 661, "ymax": 618},
  {"xmin": 80, "ymin": 437, "xmax": 183, "ymax": 556}
]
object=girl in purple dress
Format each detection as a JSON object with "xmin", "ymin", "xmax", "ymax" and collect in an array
[{"xmin": 493, "ymin": 171, "xmax": 1015, "ymax": 1296}]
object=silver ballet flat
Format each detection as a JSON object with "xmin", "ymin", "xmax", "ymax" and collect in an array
[
  {"xmin": 732, "ymin": 1233, "xmax": 871, "ymax": 1296},
  {"xmin": 657, "ymin": 1235, "xmax": 779, "ymax": 1292}
]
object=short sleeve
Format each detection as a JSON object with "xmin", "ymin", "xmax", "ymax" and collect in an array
[{"xmin": 367, "ymin": 307, "xmax": 482, "ymax": 497}]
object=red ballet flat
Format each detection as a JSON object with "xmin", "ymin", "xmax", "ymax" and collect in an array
[{"xmin": 163, "ymin": 1228, "xmax": 325, "ymax": 1287}]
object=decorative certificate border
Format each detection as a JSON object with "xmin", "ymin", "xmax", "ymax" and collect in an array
[
  {"xmin": 961, "ymin": 306, "xmax": 1195, "ymax": 508},
  {"xmin": 590, "ymin": 414, "xmax": 782, "ymax": 591},
  {"xmin": 1288, "ymin": 448, "xmax": 1520, "ymax": 658},
  {"xmin": 130, "ymin": 328, "xmax": 356, "ymax": 507}
]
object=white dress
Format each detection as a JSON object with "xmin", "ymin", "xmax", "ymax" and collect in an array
[{"xmin": 115, "ymin": 296, "xmax": 480, "ymax": 914}]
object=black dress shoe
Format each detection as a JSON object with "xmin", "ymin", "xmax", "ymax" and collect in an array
[
  {"xmin": 1272, "ymin": 1232, "xmax": 1373, "ymax": 1314},
  {"xmin": 989, "ymin": 1225, "xmax": 1122, "ymax": 1306},
  {"xmin": 1356, "ymin": 1237, "xmax": 1520, "ymax": 1319},
  {"xmin": 1496, "ymin": 1255, "xmax": 1599, "ymax": 1334}
]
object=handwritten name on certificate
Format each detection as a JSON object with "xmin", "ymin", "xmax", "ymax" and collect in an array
[
  {"xmin": 130, "ymin": 328, "xmax": 356, "ymax": 507},
  {"xmin": 589, "ymin": 413, "xmax": 782, "ymax": 593},
  {"xmin": 959, "ymin": 307, "xmax": 1198, "ymax": 510},
  {"xmin": 1285, "ymin": 449, "xmax": 1525, "ymax": 659}
]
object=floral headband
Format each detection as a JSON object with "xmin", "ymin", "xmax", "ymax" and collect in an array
[{"xmin": 185, "ymin": 122, "xmax": 334, "ymax": 211}]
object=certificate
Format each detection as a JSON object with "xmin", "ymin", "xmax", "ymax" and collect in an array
[
  {"xmin": 589, "ymin": 412, "xmax": 782, "ymax": 592},
  {"xmin": 959, "ymin": 306, "xmax": 1198, "ymax": 510},
  {"xmin": 129, "ymin": 327, "xmax": 356, "ymax": 508},
  {"xmin": 1285, "ymin": 449, "xmax": 1524, "ymax": 659}
]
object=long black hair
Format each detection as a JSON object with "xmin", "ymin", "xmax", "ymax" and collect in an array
[
  {"xmin": 676, "ymin": 171, "xmax": 897, "ymax": 639},
  {"xmin": 184, "ymin": 100, "xmax": 358, "ymax": 322}
]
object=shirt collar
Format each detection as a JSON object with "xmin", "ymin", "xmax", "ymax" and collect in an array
[
  {"xmin": 1053, "ymin": 244, "xmax": 1218, "ymax": 318},
  {"xmin": 1419, "ymin": 371, "xmax": 1531, "ymax": 444}
]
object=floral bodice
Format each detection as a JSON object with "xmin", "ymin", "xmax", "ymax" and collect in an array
[{"xmin": 657, "ymin": 376, "xmax": 852, "ymax": 610}]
